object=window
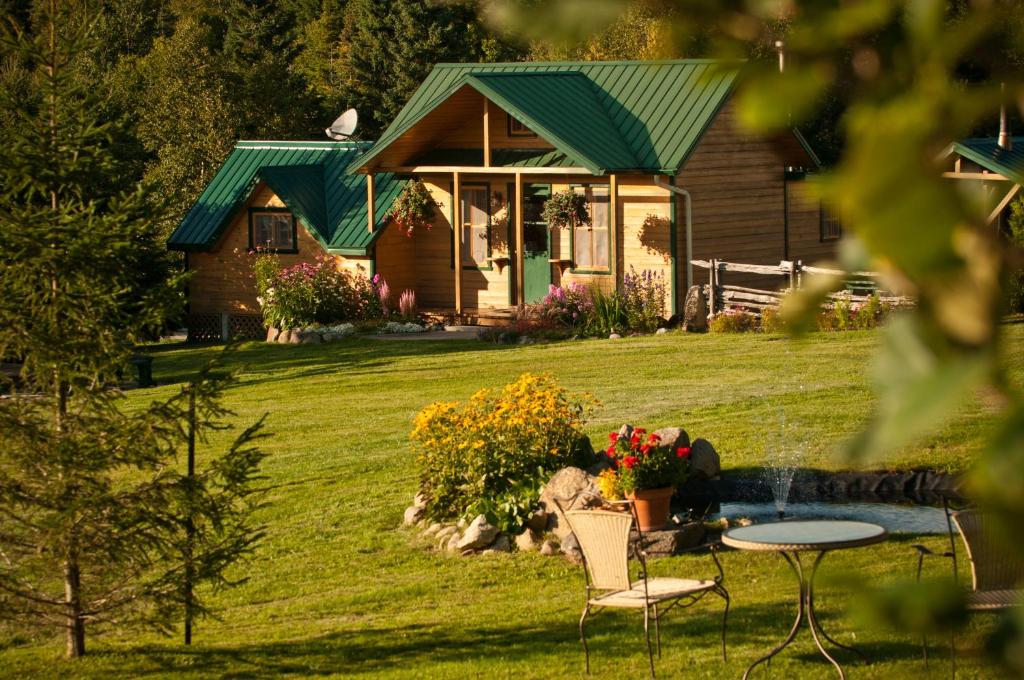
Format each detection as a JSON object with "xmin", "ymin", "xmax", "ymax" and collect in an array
[
  {"xmin": 572, "ymin": 185, "xmax": 610, "ymax": 270},
  {"xmin": 460, "ymin": 185, "xmax": 490, "ymax": 266},
  {"xmin": 820, "ymin": 206, "xmax": 842, "ymax": 241},
  {"xmin": 508, "ymin": 114, "xmax": 536, "ymax": 137},
  {"xmin": 249, "ymin": 209, "xmax": 296, "ymax": 251}
]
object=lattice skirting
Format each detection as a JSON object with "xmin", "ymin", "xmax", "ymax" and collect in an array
[
  {"xmin": 229, "ymin": 314, "xmax": 265, "ymax": 340},
  {"xmin": 186, "ymin": 313, "xmax": 265, "ymax": 343}
]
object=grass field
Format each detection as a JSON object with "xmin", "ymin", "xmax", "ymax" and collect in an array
[{"xmin": 2, "ymin": 326, "xmax": 1022, "ymax": 678}]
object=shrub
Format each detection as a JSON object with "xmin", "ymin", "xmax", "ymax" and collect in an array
[
  {"xmin": 411, "ymin": 373, "xmax": 597, "ymax": 533},
  {"xmin": 817, "ymin": 292, "xmax": 891, "ymax": 331},
  {"xmin": 253, "ymin": 253, "xmax": 393, "ymax": 328},
  {"xmin": 621, "ymin": 267, "xmax": 667, "ymax": 332},
  {"xmin": 587, "ymin": 287, "xmax": 627, "ymax": 336},
  {"xmin": 254, "ymin": 253, "xmax": 355, "ymax": 329},
  {"xmin": 539, "ymin": 282, "xmax": 593, "ymax": 328},
  {"xmin": 708, "ymin": 308, "xmax": 760, "ymax": 333},
  {"xmin": 760, "ymin": 306, "xmax": 786, "ymax": 333}
]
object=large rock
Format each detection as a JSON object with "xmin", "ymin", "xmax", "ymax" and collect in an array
[
  {"xmin": 538, "ymin": 467, "xmax": 602, "ymax": 539},
  {"xmin": 403, "ymin": 505, "xmax": 425, "ymax": 526},
  {"xmin": 640, "ymin": 523, "xmax": 707, "ymax": 557},
  {"xmin": 300, "ymin": 330, "xmax": 322, "ymax": 345},
  {"xmin": 540, "ymin": 540, "xmax": 559, "ymax": 556},
  {"xmin": 526, "ymin": 509, "xmax": 548, "ymax": 533},
  {"xmin": 653, "ymin": 427, "xmax": 690, "ymax": 451},
  {"xmin": 266, "ymin": 327, "xmax": 280, "ymax": 343},
  {"xmin": 560, "ymin": 532, "xmax": 583, "ymax": 564},
  {"xmin": 483, "ymin": 534, "xmax": 512, "ymax": 554},
  {"xmin": 456, "ymin": 514, "xmax": 500, "ymax": 550},
  {"xmin": 287, "ymin": 329, "xmax": 302, "ymax": 345},
  {"xmin": 683, "ymin": 285, "xmax": 709, "ymax": 332},
  {"xmin": 689, "ymin": 438, "xmax": 721, "ymax": 480},
  {"xmin": 515, "ymin": 529, "xmax": 541, "ymax": 552}
]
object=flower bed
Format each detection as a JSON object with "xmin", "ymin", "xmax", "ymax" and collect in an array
[{"xmin": 410, "ymin": 373, "xmax": 597, "ymax": 533}]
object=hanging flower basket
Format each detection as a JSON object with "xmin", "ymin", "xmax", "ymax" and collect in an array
[
  {"xmin": 388, "ymin": 180, "xmax": 437, "ymax": 237},
  {"xmin": 541, "ymin": 190, "xmax": 591, "ymax": 231}
]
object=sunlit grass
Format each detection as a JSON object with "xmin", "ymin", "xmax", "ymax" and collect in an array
[{"xmin": 2, "ymin": 325, "xmax": 1020, "ymax": 678}]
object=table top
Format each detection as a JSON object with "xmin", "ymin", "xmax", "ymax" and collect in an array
[{"xmin": 722, "ymin": 520, "xmax": 888, "ymax": 552}]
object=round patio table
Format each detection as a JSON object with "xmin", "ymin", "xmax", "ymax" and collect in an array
[{"xmin": 722, "ymin": 520, "xmax": 887, "ymax": 680}]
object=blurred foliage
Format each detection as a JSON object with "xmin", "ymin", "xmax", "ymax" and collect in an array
[{"xmin": 486, "ymin": 0, "xmax": 1024, "ymax": 669}]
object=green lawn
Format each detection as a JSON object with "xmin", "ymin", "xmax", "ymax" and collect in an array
[{"xmin": 3, "ymin": 326, "xmax": 1022, "ymax": 678}]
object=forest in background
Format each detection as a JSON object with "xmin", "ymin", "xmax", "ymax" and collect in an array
[{"xmin": 1, "ymin": 0, "xmax": 1019, "ymax": 236}]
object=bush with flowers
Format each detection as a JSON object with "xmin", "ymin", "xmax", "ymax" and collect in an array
[
  {"xmin": 599, "ymin": 427, "xmax": 691, "ymax": 496},
  {"xmin": 253, "ymin": 252, "xmax": 396, "ymax": 328},
  {"xmin": 410, "ymin": 373, "xmax": 598, "ymax": 533},
  {"xmin": 539, "ymin": 282, "xmax": 594, "ymax": 329}
]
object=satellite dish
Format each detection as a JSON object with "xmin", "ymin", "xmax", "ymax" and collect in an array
[{"xmin": 325, "ymin": 108, "xmax": 358, "ymax": 140}]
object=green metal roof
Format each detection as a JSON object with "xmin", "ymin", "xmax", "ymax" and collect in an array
[
  {"xmin": 169, "ymin": 141, "xmax": 404, "ymax": 255},
  {"xmin": 411, "ymin": 147, "xmax": 575, "ymax": 167},
  {"xmin": 952, "ymin": 137, "xmax": 1024, "ymax": 185},
  {"xmin": 350, "ymin": 60, "xmax": 742, "ymax": 175}
]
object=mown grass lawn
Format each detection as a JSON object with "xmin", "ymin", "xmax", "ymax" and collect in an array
[{"xmin": 3, "ymin": 325, "xmax": 1022, "ymax": 678}]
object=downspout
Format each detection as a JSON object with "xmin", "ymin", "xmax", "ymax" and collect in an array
[{"xmin": 652, "ymin": 176, "xmax": 693, "ymax": 293}]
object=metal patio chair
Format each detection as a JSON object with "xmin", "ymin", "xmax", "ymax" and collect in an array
[
  {"xmin": 563, "ymin": 502, "xmax": 729, "ymax": 678},
  {"xmin": 914, "ymin": 501, "xmax": 1024, "ymax": 676}
]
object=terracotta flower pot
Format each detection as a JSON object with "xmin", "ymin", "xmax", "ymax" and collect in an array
[{"xmin": 627, "ymin": 486, "xmax": 675, "ymax": 531}]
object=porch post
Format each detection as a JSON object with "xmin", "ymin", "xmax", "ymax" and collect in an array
[
  {"xmin": 515, "ymin": 172, "xmax": 525, "ymax": 306},
  {"xmin": 483, "ymin": 98, "xmax": 491, "ymax": 167},
  {"xmin": 366, "ymin": 173, "xmax": 376, "ymax": 233},
  {"xmin": 453, "ymin": 171, "xmax": 463, "ymax": 314},
  {"xmin": 609, "ymin": 174, "xmax": 619, "ymax": 288}
]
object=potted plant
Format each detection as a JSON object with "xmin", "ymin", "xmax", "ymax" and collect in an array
[
  {"xmin": 602, "ymin": 427, "xmax": 691, "ymax": 531},
  {"xmin": 541, "ymin": 189, "xmax": 591, "ymax": 231},
  {"xmin": 388, "ymin": 180, "xmax": 437, "ymax": 237}
]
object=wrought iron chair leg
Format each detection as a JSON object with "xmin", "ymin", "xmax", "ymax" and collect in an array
[
  {"xmin": 579, "ymin": 604, "xmax": 591, "ymax": 674},
  {"xmin": 644, "ymin": 604, "xmax": 656, "ymax": 678},
  {"xmin": 720, "ymin": 586, "xmax": 731, "ymax": 662},
  {"xmin": 950, "ymin": 629, "xmax": 956, "ymax": 680},
  {"xmin": 653, "ymin": 603, "xmax": 661, "ymax": 657}
]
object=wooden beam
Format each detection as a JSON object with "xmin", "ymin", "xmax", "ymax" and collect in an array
[
  {"xmin": 609, "ymin": 173, "xmax": 619, "ymax": 288},
  {"xmin": 483, "ymin": 98, "xmax": 491, "ymax": 168},
  {"xmin": 366, "ymin": 173, "xmax": 376, "ymax": 233},
  {"xmin": 392, "ymin": 165, "xmax": 593, "ymax": 175},
  {"xmin": 515, "ymin": 173, "xmax": 524, "ymax": 306},
  {"xmin": 453, "ymin": 171, "xmax": 463, "ymax": 314},
  {"xmin": 988, "ymin": 183, "xmax": 1021, "ymax": 224},
  {"xmin": 942, "ymin": 171, "xmax": 1011, "ymax": 181}
]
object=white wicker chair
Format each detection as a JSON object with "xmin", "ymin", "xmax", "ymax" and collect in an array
[
  {"xmin": 564, "ymin": 503, "xmax": 729, "ymax": 678},
  {"xmin": 914, "ymin": 503, "xmax": 1023, "ymax": 676}
]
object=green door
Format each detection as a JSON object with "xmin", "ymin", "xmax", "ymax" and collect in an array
[{"xmin": 522, "ymin": 185, "xmax": 551, "ymax": 304}]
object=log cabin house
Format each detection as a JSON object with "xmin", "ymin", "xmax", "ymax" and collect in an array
[{"xmin": 170, "ymin": 60, "xmax": 840, "ymax": 337}]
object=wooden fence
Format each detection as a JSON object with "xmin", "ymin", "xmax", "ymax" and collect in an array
[{"xmin": 690, "ymin": 259, "xmax": 915, "ymax": 315}]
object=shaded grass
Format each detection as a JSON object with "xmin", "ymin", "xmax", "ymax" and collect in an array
[{"xmin": 2, "ymin": 326, "xmax": 1021, "ymax": 678}]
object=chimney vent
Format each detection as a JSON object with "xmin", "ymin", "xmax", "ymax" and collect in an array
[{"xmin": 999, "ymin": 83, "xmax": 1013, "ymax": 151}]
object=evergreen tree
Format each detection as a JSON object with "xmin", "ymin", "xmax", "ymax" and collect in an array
[
  {"xmin": 0, "ymin": 2, "xmax": 266, "ymax": 656},
  {"xmin": 339, "ymin": 0, "xmax": 523, "ymax": 138}
]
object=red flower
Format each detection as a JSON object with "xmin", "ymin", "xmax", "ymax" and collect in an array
[
  {"xmin": 606, "ymin": 445, "xmax": 616, "ymax": 457},
  {"xmin": 640, "ymin": 444, "xmax": 652, "ymax": 456},
  {"xmin": 677, "ymin": 447, "xmax": 691, "ymax": 459},
  {"xmin": 623, "ymin": 456, "xmax": 638, "ymax": 469},
  {"xmin": 634, "ymin": 428, "xmax": 647, "ymax": 435},
  {"xmin": 609, "ymin": 432, "xmax": 619, "ymax": 443},
  {"xmin": 647, "ymin": 433, "xmax": 659, "ymax": 444}
]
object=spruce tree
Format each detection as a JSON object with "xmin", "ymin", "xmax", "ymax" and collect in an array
[{"xmin": 0, "ymin": 2, "xmax": 267, "ymax": 656}]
